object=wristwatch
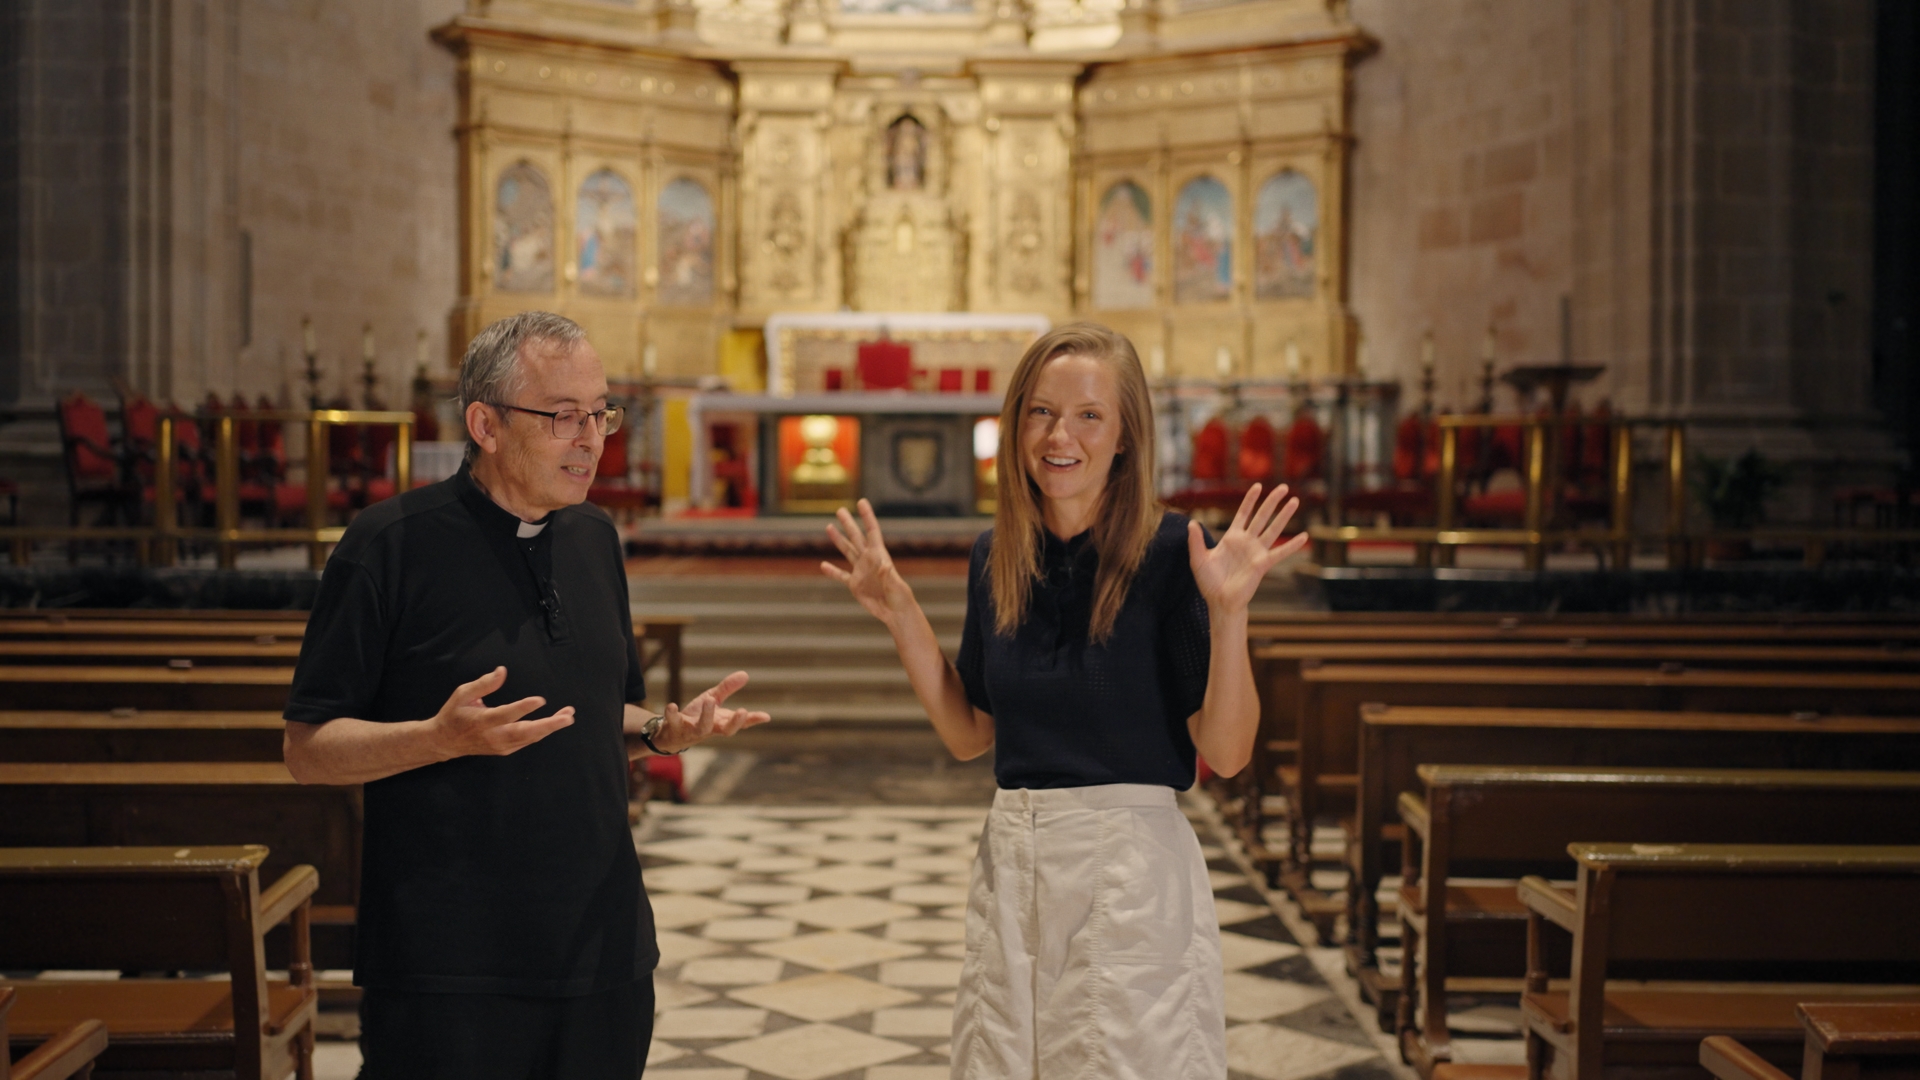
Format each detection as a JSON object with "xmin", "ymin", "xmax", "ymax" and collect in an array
[{"xmin": 639, "ymin": 712, "xmax": 678, "ymax": 756}]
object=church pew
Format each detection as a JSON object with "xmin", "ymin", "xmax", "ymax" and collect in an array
[
  {"xmin": 1702, "ymin": 1008, "xmax": 1920, "ymax": 1080},
  {"xmin": 1343, "ymin": 707, "xmax": 1920, "ymax": 1023},
  {"xmin": 1235, "ymin": 642, "xmax": 1920, "ymax": 866},
  {"xmin": 0, "ymin": 639, "xmax": 303, "ymax": 665},
  {"xmin": 1395, "ymin": 766, "xmax": 1920, "ymax": 1074},
  {"xmin": 1242, "ymin": 616, "xmax": 1920, "ymax": 646},
  {"xmin": 0, "ymin": 763, "xmax": 361, "ymax": 971},
  {"xmin": 0, "ymin": 988, "xmax": 109, "ymax": 1080},
  {"xmin": 0, "ymin": 711, "xmax": 287, "ymax": 763},
  {"xmin": 0, "ymin": 666, "xmax": 294, "ymax": 711},
  {"xmin": 1277, "ymin": 666, "xmax": 1920, "ymax": 938},
  {"xmin": 1701, "ymin": 1004, "xmax": 1920, "ymax": 1080},
  {"xmin": 0, "ymin": 845, "xmax": 317, "ymax": 1080},
  {"xmin": 1520, "ymin": 844, "xmax": 1920, "ymax": 1080}
]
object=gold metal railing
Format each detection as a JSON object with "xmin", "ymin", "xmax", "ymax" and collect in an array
[
  {"xmin": 1313, "ymin": 415, "xmax": 1920, "ymax": 569},
  {"xmin": 5, "ymin": 409, "xmax": 413, "ymax": 570}
]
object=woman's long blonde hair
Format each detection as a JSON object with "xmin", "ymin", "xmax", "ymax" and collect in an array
[{"xmin": 989, "ymin": 322, "xmax": 1160, "ymax": 644}]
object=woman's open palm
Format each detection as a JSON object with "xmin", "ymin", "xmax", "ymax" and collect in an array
[
  {"xmin": 821, "ymin": 499, "xmax": 913, "ymax": 626},
  {"xmin": 1188, "ymin": 483, "xmax": 1310, "ymax": 614}
]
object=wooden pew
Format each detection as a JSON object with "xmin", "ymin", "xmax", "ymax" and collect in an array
[
  {"xmin": 1519, "ymin": 844, "xmax": 1920, "ymax": 1080},
  {"xmin": 1702, "ymin": 1004, "xmax": 1920, "ymax": 1080},
  {"xmin": 0, "ymin": 989, "xmax": 108, "ymax": 1080},
  {"xmin": 0, "ymin": 711, "xmax": 287, "ymax": 763},
  {"xmin": 1396, "ymin": 767, "xmax": 1920, "ymax": 1074},
  {"xmin": 0, "ymin": 845, "xmax": 318, "ymax": 1080},
  {"xmin": 1243, "ymin": 617, "xmax": 1920, "ymax": 646},
  {"xmin": 0, "ymin": 639, "xmax": 302, "ymax": 664},
  {"xmin": 1236, "ymin": 642, "xmax": 1920, "ymax": 867},
  {"xmin": 0, "ymin": 666, "xmax": 294, "ymax": 711},
  {"xmin": 1279, "ymin": 667, "xmax": 1920, "ymax": 940},
  {"xmin": 1345, "ymin": 707, "xmax": 1920, "ymax": 1016},
  {"xmin": 0, "ymin": 763, "xmax": 360, "ymax": 972}
]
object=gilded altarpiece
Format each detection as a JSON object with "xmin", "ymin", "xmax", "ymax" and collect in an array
[
  {"xmin": 436, "ymin": 24, "xmax": 737, "ymax": 379},
  {"xmin": 1076, "ymin": 46, "xmax": 1357, "ymax": 381},
  {"xmin": 438, "ymin": 3, "xmax": 1364, "ymax": 385}
]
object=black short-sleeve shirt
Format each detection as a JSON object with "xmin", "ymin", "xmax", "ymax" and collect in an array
[
  {"xmin": 955, "ymin": 511, "xmax": 1213, "ymax": 790},
  {"xmin": 285, "ymin": 465, "xmax": 655, "ymax": 996}
]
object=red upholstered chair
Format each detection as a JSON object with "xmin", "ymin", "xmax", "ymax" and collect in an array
[
  {"xmin": 824, "ymin": 368, "xmax": 845, "ymax": 391},
  {"xmin": 1191, "ymin": 418, "xmax": 1229, "ymax": 482},
  {"xmin": 938, "ymin": 368, "xmax": 964, "ymax": 393},
  {"xmin": 56, "ymin": 391, "xmax": 135, "ymax": 526},
  {"xmin": 709, "ymin": 422, "xmax": 756, "ymax": 510},
  {"xmin": 590, "ymin": 424, "xmax": 653, "ymax": 519},
  {"xmin": 856, "ymin": 340, "xmax": 913, "ymax": 390},
  {"xmin": 974, "ymin": 369, "xmax": 993, "ymax": 393},
  {"xmin": 1238, "ymin": 416, "xmax": 1276, "ymax": 483},
  {"xmin": 1282, "ymin": 412, "xmax": 1325, "ymax": 484}
]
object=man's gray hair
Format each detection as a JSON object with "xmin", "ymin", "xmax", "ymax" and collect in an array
[{"xmin": 456, "ymin": 311, "xmax": 587, "ymax": 463}]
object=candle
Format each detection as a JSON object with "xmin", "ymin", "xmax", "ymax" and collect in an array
[
  {"xmin": 362, "ymin": 324, "xmax": 375, "ymax": 362},
  {"xmin": 643, "ymin": 343, "xmax": 658, "ymax": 378},
  {"xmin": 1284, "ymin": 340, "xmax": 1301, "ymax": 378},
  {"xmin": 1215, "ymin": 346, "xmax": 1232, "ymax": 378},
  {"xmin": 1149, "ymin": 345, "xmax": 1166, "ymax": 379},
  {"xmin": 302, "ymin": 317, "xmax": 316, "ymax": 356}
]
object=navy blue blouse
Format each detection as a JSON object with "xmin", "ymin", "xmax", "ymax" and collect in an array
[{"xmin": 955, "ymin": 510, "xmax": 1213, "ymax": 790}]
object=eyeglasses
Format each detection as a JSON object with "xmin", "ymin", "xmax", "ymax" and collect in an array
[{"xmin": 492, "ymin": 403, "xmax": 625, "ymax": 439}]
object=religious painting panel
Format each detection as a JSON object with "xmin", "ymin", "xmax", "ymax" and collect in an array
[
  {"xmin": 494, "ymin": 161, "xmax": 555, "ymax": 294},
  {"xmin": 658, "ymin": 177, "xmax": 716, "ymax": 307},
  {"xmin": 576, "ymin": 169, "xmax": 637, "ymax": 299},
  {"xmin": 1093, "ymin": 180, "xmax": 1154, "ymax": 310},
  {"xmin": 1172, "ymin": 175, "xmax": 1233, "ymax": 304},
  {"xmin": 1255, "ymin": 169, "xmax": 1317, "ymax": 300}
]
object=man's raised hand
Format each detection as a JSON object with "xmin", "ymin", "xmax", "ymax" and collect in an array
[
  {"xmin": 427, "ymin": 666, "xmax": 574, "ymax": 759},
  {"xmin": 653, "ymin": 670, "xmax": 771, "ymax": 754}
]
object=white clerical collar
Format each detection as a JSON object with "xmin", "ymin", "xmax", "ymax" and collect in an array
[{"xmin": 516, "ymin": 520, "xmax": 548, "ymax": 538}]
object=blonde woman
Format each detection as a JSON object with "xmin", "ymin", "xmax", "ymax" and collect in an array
[{"xmin": 822, "ymin": 322, "xmax": 1307, "ymax": 1078}]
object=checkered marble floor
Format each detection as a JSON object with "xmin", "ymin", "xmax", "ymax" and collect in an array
[{"xmin": 634, "ymin": 799, "xmax": 1399, "ymax": 1080}]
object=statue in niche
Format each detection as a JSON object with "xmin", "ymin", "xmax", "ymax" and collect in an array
[{"xmin": 887, "ymin": 116, "xmax": 926, "ymax": 192}]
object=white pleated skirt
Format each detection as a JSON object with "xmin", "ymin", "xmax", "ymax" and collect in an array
[{"xmin": 949, "ymin": 784, "xmax": 1227, "ymax": 1080}]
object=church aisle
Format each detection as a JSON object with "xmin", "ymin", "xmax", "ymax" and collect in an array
[{"xmin": 632, "ymin": 797, "xmax": 1402, "ymax": 1080}]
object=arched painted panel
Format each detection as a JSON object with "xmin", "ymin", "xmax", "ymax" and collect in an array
[
  {"xmin": 494, "ymin": 161, "xmax": 554, "ymax": 294},
  {"xmin": 657, "ymin": 177, "xmax": 715, "ymax": 307},
  {"xmin": 576, "ymin": 169, "xmax": 637, "ymax": 299},
  {"xmin": 1255, "ymin": 169, "xmax": 1317, "ymax": 300},
  {"xmin": 1172, "ymin": 176, "xmax": 1233, "ymax": 304},
  {"xmin": 1092, "ymin": 181, "xmax": 1154, "ymax": 310}
]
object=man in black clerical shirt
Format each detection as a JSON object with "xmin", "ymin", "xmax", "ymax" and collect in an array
[{"xmin": 283, "ymin": 311, "xmax": 769, "ymax": 1080}]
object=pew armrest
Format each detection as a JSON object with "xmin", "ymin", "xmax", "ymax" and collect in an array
[
  {"xmin": 1517, "ymin": 875, "xmax": 1577, "ymax": 932},
  {"xmin": 12, "ymin": 1018, "xmax": 110, "ymax": 1080},
  {"xmin": 1398, "ymin": 792, "xmax": 1430, "ymax": 840},
  {"xmin": 1700, "ymin": 1036, "xmax": 1794, "ymax": 1080},
  {"xmin": 258, "ymin": 864, "xmax": 320, "ymax": 929}
]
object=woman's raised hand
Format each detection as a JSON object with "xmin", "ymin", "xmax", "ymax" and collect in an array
[
  {"xmin": 1188, "ymin": 483, "xmax": 1310, "ymax": 615},
  {"xmin": 821, "ymin": 498, "xmax": 915, "ymax": 627}
]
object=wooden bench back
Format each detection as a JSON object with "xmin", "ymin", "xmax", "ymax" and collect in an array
[
  {"xmin": 1558, "ymin": 844, "xmax": 1920, "ymax": 980},
  {"xmin": 0, "ymin": 667, "xmax": 293, "ymax": 711},
  {"xmin": 1346, "ymin": 709, "xmax": 1920, "ymax": 968},
  {"xmin": 0, "ymin": 846, "xmax": 267, "ymax": 973},
  {"xmin": 1415, "ymin": 766, "xmax": 1920, "ymax": 881}
]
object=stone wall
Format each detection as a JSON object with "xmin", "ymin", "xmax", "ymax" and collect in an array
[
  {"xmin": 236, "ymin": 0, "xmax": 462, "ymax": 408},
  {"xmin": 1347, "ymin": 0, "xmax": 1578, "ymax": 412}
]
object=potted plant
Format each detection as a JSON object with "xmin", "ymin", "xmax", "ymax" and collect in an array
[{"xmin": 1690, "ymin": 449, "xmax": 1786, "ymax": 560}]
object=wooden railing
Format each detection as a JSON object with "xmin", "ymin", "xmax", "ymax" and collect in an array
[
  {"xmin": 3, "ymin": 409, "xmax": 414, "ymax": 570},
  {"xmin": 1312, "ymin": 415, "xmax": 1920, "ymax": 569}
]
